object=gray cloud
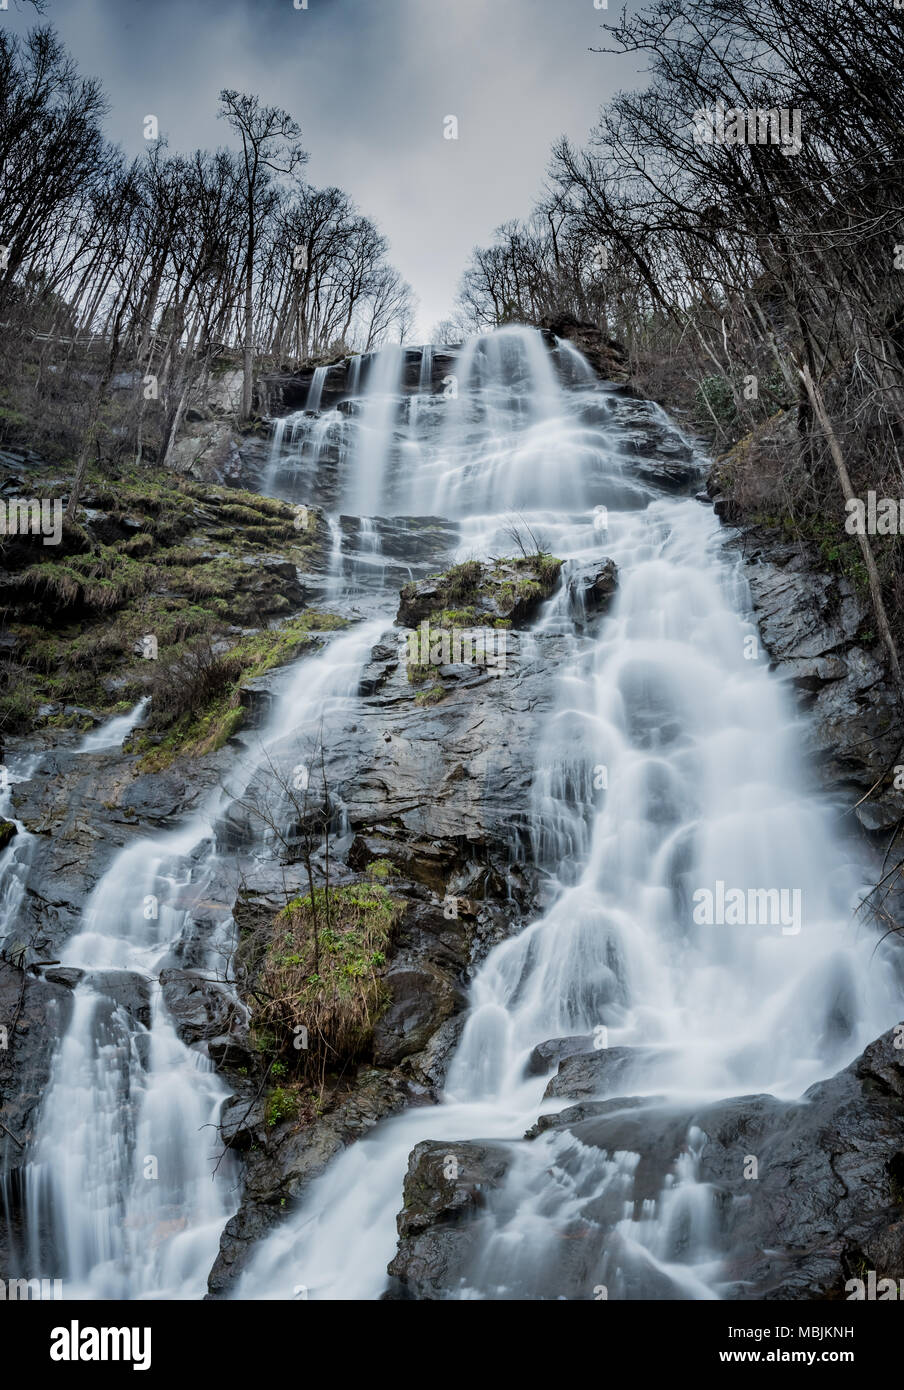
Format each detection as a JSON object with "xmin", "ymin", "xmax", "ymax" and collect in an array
[{"xmin": 6, "ymin": 0, "xmax": 640, "ymax": 337}]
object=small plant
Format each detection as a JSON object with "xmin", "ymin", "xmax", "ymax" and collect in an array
[
  {"xmin": 266, "ymin": 1086, "xmax": 299, "ymax": 1127},
  {"xmin": 415, "ymin": 683, "xmax": 446, "ymax": 706}
]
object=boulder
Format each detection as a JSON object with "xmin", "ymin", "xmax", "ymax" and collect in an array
[
  {"xmin": 159, "ymin": 968, "xmax": 246, "ymax": 1049},
  {"xmin": 565, "ymin": 560, "xmax": 618, "ymax": 624},
  {"xmin": 525, "ymin": 1034, "xmax": 595, "ymax": 1077},
  {"xmin": 386, "ymin": 1139, "xmax": 513, "ymax": 1299}
]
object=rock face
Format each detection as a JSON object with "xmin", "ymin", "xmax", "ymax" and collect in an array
[
  {"xmin": 207, "ymin": 1069, "xmax": 434, "ymax": 1296},
  {"xmin": 159, "ymin": 969, "xmax": 247, "ymax": 1051},
  {"xmin": 565, "ymin": 560, "xmax": 618, "ymax": 625},
  {"xmin": 385, "ymin": 1028, "xmax": 904, "ymax": 1300},
  {"xmin": 258, "ymin": 348, "xmax": 459, "ymax": 416},
  {"xmin": 386, "ymin": 1140, "xmax": 513, "ymax": 1299},
  {"xmin": 539, "ymin": 314, "xmax": 630, "ymax": 383},
  {"xmin": 0, "ymin": 963, "xmax": 74, "ymax": 1273},
  {"xmin": 738, "ymin": 533, "xmax": 904, "ymax": 831},
  {"xmin": 397, "ymin": 556, "xmax": 564, "ymax": 632}
]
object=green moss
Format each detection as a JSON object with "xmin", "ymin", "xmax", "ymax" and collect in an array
[
  {"xmin": 136, "ymin": 611, "xmax": 348, "ymax": 770},
  {"xmin": 365, "ymin": 859, "xmax": 398, "ymax": 882},
  {"xmin": 8, "ymin": 461, "xmax": 333, "ymax": 740},
  {"xmin": 415, "ymin": 683, "xmax": 446, "ymax": 706},
  {"xmin": 430, "ymin": 606, "xmax": 478, "ymax": 627}
]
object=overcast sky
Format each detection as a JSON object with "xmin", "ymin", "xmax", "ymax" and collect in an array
[{"xmin": 8, "ymin": 0, "xmax": 645, "ymax": 339}]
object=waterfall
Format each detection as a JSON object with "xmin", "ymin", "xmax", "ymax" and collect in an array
[
  {"xmin": 347, "ymin": 354, "xmax": 362, "ymax": 397},
  {"xmin": 342, "ymin": 343, "xmax": 404, "ymax": 516},
  {"xmin": 77, "ymin": 698, "xmax": 149, "ymax": 754},
  {"xmin": 554, "ymin": 334, "xmax": 598, "ymax": 385},
  {"xmin": 4, "ymin": 325, "xmax": 900, "ymax": 1302},
  {"xmin": 305, "ymin": 365, "xmax": 329, "ymax": 413},
  {"xmin": 8, "ymin": 619, "xmax": 385, "ymax": 1298},
  {"xmin": 232, "ymin": 325, "xmax": 901, "ymax": 1300},
  {"xmin": 0, "ymin": 755, "xmax": 40, "ymax": 957},
  {"xmin": 418, "ymin": 344, "xmax": 434, "ymax": 391}
]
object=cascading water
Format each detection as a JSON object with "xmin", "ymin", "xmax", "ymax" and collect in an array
[
  {"xmin": 235, "ymin": 326, "xmax": 902, "ymax": 1300},
  {"xmin": 6, "ymin": 608, "xmax": 385, "ymax": 1296},
  {"xmin": 343, "ymin": 344, "xmax": 404, "ymax": 516},
  {"xmin": 305, "ymin": 365, "xmax": 329, "ymax": 413},
  {"xmin": 77, "ymin": 697, "xmax": 149, "ymax": 754},
  {"xmin": 4, "ymin": 326, "xmax": 900, "ymax": 1301}
]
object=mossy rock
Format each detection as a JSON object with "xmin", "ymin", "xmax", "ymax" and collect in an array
[{"xmin": 397, "ymin": 554, "xmax": 563, "ymax": 630}]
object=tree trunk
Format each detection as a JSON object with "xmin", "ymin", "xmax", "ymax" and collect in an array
[{"xmin": 241, "ymin": 218, "xmax": 255, "ymax": 420}]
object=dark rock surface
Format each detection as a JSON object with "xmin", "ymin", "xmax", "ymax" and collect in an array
[
  {"xmin": 386, "ymin": 1027, "xmax": 904, "ymax": 1300},
  {"xmin": 539, "ymin": 314, "xmax": 630, "ymax": 383},
  {"xmin": 0, "ymin": 962, "xmax": 73, "ymax": 1273},
  {"xmin": 385, "ymin": 1139, "xmax": 514, "ymax": 1299},
  {"xmin": 207, "ymin": 1067, "xmax": 433, "ymax": 1296},
  {"xmin": 738, "ymin": 533, "xmax": 904, "ymax": 831},
  {"xmin": 565, "ymin": 560, "xmax": 618, "ymax": 625}
]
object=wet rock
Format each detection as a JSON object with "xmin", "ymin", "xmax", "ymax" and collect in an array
[
  {"xmin": 539, "ymin": 315, "xmax": 630, "ymax": 383},
  {"xmin": 117, "ymin": 768, "xmax": 212, "ymax": 824},
  {"xmin": 747, "ymin": 549, "xmax": 867, "ymax": 662},
  {"xmin": 607, "ymin": 399, "xmax": 697, "ymax": 481},
  {"xmin": 238, "ymin": 676, "xmax": 275, "ymax": 728},
  {"xmin": 42, "ymin": 967, "xmax": 83, "ymax": 990},
  {"xmin": 85, "ymin": 970, "xmax": 151, "ymax": 1028},
  {"xmin": 525, "ymin": 1034, "xmax": 595, "ymax": 1077},
  {"xmin": 0, "ymin": 819, "xmax": 17, "ymax": 851},
  {"xmin": 358, "ymin": 643, "xmax": 399, "ymax": 696},
  {"xmin": 159, "ymin": 968, "xmax": 246, "ymax": 1049},
  {"xmin": 0, "ymin": 963, "xmax": 75, "ymax": 1276},
  {"xmin": 565, "ymin": 560, "xmax": 617, "ymax": 624},
  {"xmin": 372, "ymin": 901, "xmax": 470, "ymax": 1067},
  {"xmin": 740, "ymin": 536, "xmax": 903, "ymax": 828},
  {"xmin": 208, "ymin": 1067, "xmax": 430, "ymax": 1296},
  {"xmin": 542, "ymin": 1046, "xmax": 645, "ymax": 1099},
  {"xmin": 386, "ymin": 1139, "xmax": 513, "ymax": 1299},
  {"xmin": 401, "ymin": 1014, "xmax": 467, "ymax": 1089},
  {"xmin": 525, "ymin": 1027, "xmax": 904, "ymax": 1301},
  {"xmin": 397, "ymin": 557, "xmax": 561, "ymax": 632},
  {"xmin": 0, "ymin": 962, "xmax": 73, "ymax": 1156}
]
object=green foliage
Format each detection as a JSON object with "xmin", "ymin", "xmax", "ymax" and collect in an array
[
  {"xmin": 266, "ymin": 1086, "xmax": 299, "ymax": 1127},
  {"xmin": 242, "ymin": 881, "xmax": 405, "ymax": 1077}
]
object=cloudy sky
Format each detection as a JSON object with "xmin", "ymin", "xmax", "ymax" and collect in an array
[{"xmin": 8, "ymin": 0, "xmax": 645, "ymax": 339}]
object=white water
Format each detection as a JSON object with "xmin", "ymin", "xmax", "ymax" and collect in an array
[
  {"xmin": 343, "ymin": 343, "xmax": 404, "ymax": 516},
  {"xmin": 5, "ymin": 326, "xmax": 900, "ymax": 1300},
  {"xmin": 234, "ymin": 326, "xmax": 902, "ymax": 1300},
  {"xmin": 14, "ymin": 615, "xmax": 384, "ymax": 1297},
  {"xmin": 305, "ymin": 365, "xmax": 329, "ymax": 413},
  {"xmin": 77, "ymin": 697, "xmax": 149, "ymax": 753},
  {"xmin": 0, "ymin": 755, "xmax": 40, "ymax": 954}
]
